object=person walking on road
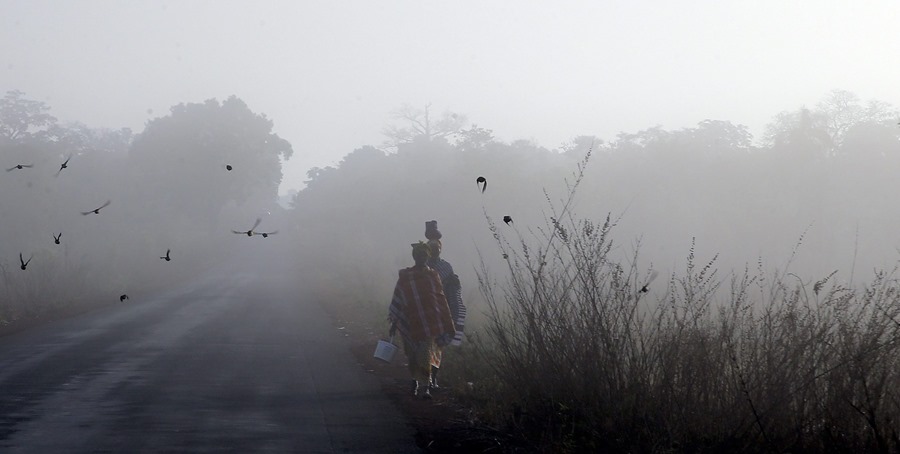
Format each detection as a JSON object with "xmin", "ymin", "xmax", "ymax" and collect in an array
[
  {"xmin": 388, "ymin": 241, "xmax": 456, "ymax": 399},
  {"xmin": 424, "ymin": 220, "xmax": 467, "ymax": 390}
]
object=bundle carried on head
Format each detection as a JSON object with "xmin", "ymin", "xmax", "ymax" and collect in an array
[
  {"xmin": 425, "ymin": 220, "xmax": 442, "ymax": 240},
  {"xmin": 411, "ymin": 241, "xmax": 432, "ymax": 258}
]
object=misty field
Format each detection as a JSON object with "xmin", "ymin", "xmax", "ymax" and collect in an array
[
  {"xmin": 5, "ymin": 87, "xmax": 900, "ymax": 452},
  {"xmin": 304, "ymin": 143, "xmax": 900, "ymax": 452},
  {"xmin": 446, "ymin": 159, "xmax": 900, "ymax": 452}
]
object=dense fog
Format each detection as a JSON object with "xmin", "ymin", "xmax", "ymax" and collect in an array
[
  {"xmin": 290, "ymin": 94, "xmax": 900, "ymax": 310},
  {"xmin": 0, "ymin": 93, "xmax": 293, "ymax": 319},
  {"xmin": 2, "ymin": 88, "xmax": 900, "ymax": 322},
  {"xmin": 7, "ymin": 5, "xmax": 900, "ymax": 451}
]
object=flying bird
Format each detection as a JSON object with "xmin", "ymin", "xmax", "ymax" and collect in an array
[
  {"xmin": 232, "ymin": 218, "xmax": 262, "ymax": 237},
  {"xmin": 639, "ymin": 270, "xmax": 660, "ymax": 293},
  {"xmin": 225, "ymin": 164, "xmax": 233, "ymax": 171},
  {"xmin": 55, "ymin": 155, "xmax": 72, "ymax": 176},
  {"xmin": 503, "ymin": 215, "xmax": 513, "ymax": 225},
  {"xmin": 6, "ymin": 164, "xmax": 33, "ymax": 171},
  {"xmin": 19, "ymin": 253, "xmax": 32, "ymax": 270},
  {"xmin": 120, "ymin": 294, "xmax": 129, "ymax": 302},
  {"xmin": 160, "ymin": 249, "xmax": 171, "ymax": 261},
  {"xmin": 254, "ymin": 230, "xmax": 278, "ymax": 238},
  {"xmin": 476, "ymin": 176, "xmax": 487, "ymax": 193},
  {"xmin": 53, "ymin": 233, "xmax": 62, "ymax": 244},
  {"xmin": 81, "ymin": 200, "xmax": 111, "ymax": 215}
]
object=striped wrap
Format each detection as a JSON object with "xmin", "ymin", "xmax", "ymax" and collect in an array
[
  {"xmin": 428, "ymin": 257, "xmax": 467, "ymax": 346},
  {"xmin": 388, "ymin": 266, "xmax": 456, "ymax": 343}
]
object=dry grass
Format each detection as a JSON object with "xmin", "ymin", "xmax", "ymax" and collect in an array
[
  {"xmin": 0, "ymin": 231, "xmax": 231, "ymax": 331},
  {"xmin": 461, "ymin": 151, "xmax": 900, "ymax": 452},
  {"xmin": 0, "ymin": 249, "xmax": 102, "ymax": 323}
]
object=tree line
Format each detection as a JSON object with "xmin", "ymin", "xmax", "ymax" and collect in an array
[
  {"xmin": 2, "ymin": 88, "xmax": 898, "ymax": 323},
  {"xmin": 291, "ymin": 90, "xmax": 900, "ymax": 308},
  {"xmin": 0, "ymin": 90, "xmax": 291, "ymax": 322}
]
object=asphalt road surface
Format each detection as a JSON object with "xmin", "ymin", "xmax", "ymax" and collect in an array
[{"xmin": 0, "ymin": 266, "xmax": 418, "ymax": 453}]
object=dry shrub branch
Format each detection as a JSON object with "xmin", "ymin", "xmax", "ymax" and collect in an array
[{"xmin": 470, "ymin": 150, "xmax": 900, "ymax": 453}]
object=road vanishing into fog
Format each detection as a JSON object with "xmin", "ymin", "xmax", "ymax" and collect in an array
[{"xmin": 0, "ymin": 259, "xmax": 418, "ymax": 453}]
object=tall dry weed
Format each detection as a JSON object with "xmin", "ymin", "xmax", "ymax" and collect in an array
[{"xmin": 469, "ymin": 150, "xmax": 900, "ymax": 452}]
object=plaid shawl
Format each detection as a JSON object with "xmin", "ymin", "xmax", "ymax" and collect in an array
[{"xmin": 389, "ymin": 266, "xmax": 456, "ymax": 343}]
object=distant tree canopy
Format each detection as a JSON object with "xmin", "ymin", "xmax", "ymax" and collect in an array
[
  {"xmin": 454, "ymin": 124, "xmax": 496, "ymax": 153},
  {"xmin": 611, "ymin": 120, "xmax": 754, "ymax": 157},
  {"xmin": 764, "ymin": 89, "xmax": 898, "ymax": 159},
  {"xmin": 3, "ymin": 87, "xmax": 899, "ymax": 298},
  {"xmin": 840, "ymin": 121, "xmax": 900, "ymax": 158},
  {"xmin": 0, "ymin": 93, "xmax": 292, "ymax": 233},
  {"xmin": 0, "ymin": 92, "xmax": 134, "ymax": 208},
  {"xmin": 290, "ymin": 90, "xmax": 900, "ymax": 298},
  {"xmin": 764, "ymin": 108, "xmax": 834, "ymax": 158},
  {"xmin": 382, "ymin": 103, "xmax": 467, "ymax": 149},
  {"xmin": 560, "ymin": 135, "xmax": 602, "ymax": 157},
  {"xmin": 129, "ymin": 96, "xmax": 293, "ymax": 229},
  {"xmin": 45, "ymin": 122, "xmax": 134, "ymax": 155},
  {"xmin": 0, "ymin": 90, "xmax": 57, "ymax": 142},
  {"xmin": 0, "ymin": 91, "xmax": 294, "ymax": 319}
]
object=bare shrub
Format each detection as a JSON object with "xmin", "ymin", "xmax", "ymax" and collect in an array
[{"xmin": 471, "ymin": 151, "xmax": 900, "ymax": 452}]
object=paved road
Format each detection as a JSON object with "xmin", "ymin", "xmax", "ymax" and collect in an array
[{"xmin": 0, "ymin": 265, "xmax": 418, "ymax": 453}]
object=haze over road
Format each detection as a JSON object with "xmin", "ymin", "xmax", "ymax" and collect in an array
[{"xmin": 0, "ymin": 261, "xmax": 417, "ymax": 453}]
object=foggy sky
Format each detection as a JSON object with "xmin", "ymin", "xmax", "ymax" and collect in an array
[{"xmin": 3, "ymin": 0, "xmax": 899, "ymax": 195}]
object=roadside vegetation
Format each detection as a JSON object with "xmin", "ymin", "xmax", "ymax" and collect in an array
[
  {"xmin": 5, "ymin": 88, "xmax": 900, "ymax": 451},
  {"xmin": 459, "ymin": 152, "xmax": 900, "ymax": 452},
  {"xmin": 288, "ymin": 92, "xmax": 900, "ymax": 452}
]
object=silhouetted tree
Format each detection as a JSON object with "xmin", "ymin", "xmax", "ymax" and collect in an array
[
  {"xmin": 561, "ymin": 135, "xmax": 602, "ymax": 157},
  {"xmin": 839, "ymin": 121, "xmax": 900, "ymax": 159},
  {"xmin": 454, "ymin": 124, "xmax": 495, "ymax": 152},
  {"xmin": 45, "ymin": 122, "xmax": 133, "ymax": 155},
  {"xmin": 817, "ymin": 89, "xmax": 865, "ymax": 150},
  {"xmin": 763, "ymin": 90, "xmax": 897, "ymax": 159},
  {"xmin": 610, "ymin": 125, "xmax": 672, "ymax": 154},
  {"xmin": 609, "ymin": 121, "xmax": 751, "ymax": 157},
  {"xmin": 816, "ymin": 89, "xmax": 897, "ymax": 154},
  {"xmin": 689, "ymin": 120, "xmax": 753, "ymax": 155},
  {"xmin": 338, "ymin": 145, "xmax": 385, "ymax": 170},
  {"xmin": 0, "ymin": 90, "xmax": 57, "ymax": 142},
  {"xmin": 382, "ymin": 103, "xmax": 467, "ymax": 148},
  {"xmin": 763, "ymin": 108, "xmax": 832, "ymax": 159},
  {"xmin": 128, "ymin": 96, "xmax": 293, "ymax": 230}
]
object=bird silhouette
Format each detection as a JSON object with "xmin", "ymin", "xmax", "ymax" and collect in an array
[
  {"xmin": 232, "ymin": 218, "xmax": 262, "ymax": 237},
  {"xmin": 639, "ymin": 270, "xmax": 660, "ymax": 293},
  {"xmin": 225, "ymin": 164, "xmax": 233, "ymax": 171},
  {"xmin": 19, "ymin": 253, "xmax": 32, "ymax": 270},
  {"xmin": 160, "ymin": 249, "xmax": 171, "ymax": 261},
  {"xmin": 503, "ymin": 215, "xmax": 513, "ymax": 225},
  {"xmin": 6, "ymin": 164, "xmax": 33, "ymax": 171},
  {"xmin": 53, "ymin": 232, "xmax": 62, "ymax": 244},
  {"xmin": 254, "ymin": 230, "xmax": 278, "ymax": 238},
  {"xmin": 81, "ymin": 200, "xmax": 111, "ymax": 215},
  {"xmin": 476, "ymin": 176, "xmax": 487, "ymax": 193},
  {"xmin": 55, "ymin": 155, "xmax": 72, "ymax": 176},
  {"xmin": 120, "ymin": 294, "xmax": 129, "ymax": 302}
]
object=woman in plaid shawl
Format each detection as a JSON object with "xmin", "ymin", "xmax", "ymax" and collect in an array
[{"xmin": 388, "ymin": 242, "xmax": 456, "ymax": 398}]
